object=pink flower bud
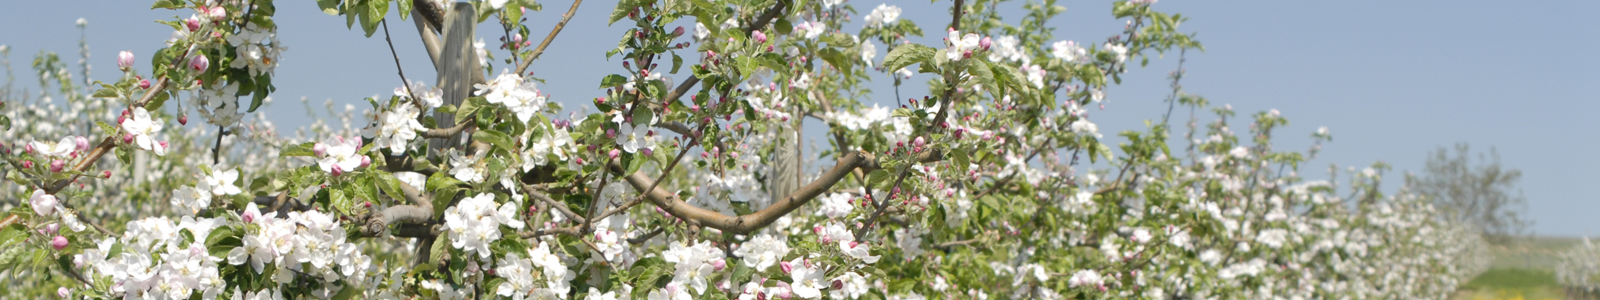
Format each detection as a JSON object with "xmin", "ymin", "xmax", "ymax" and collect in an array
[
  {"xmin": 360, "ymin": 155, "xmax": 372, "ymax": 168},
  {"xmin": 117, "ymin": 51, "xmax": 135, "ymax": 71},
  {"xmin": 74, "ymin": 136, "xmax": 90, "ymax": 152},
  {"xmin": 331, "ymin": 167, "xmax": 343, "ymax": 177},
  {"xmin": 832, "ymin": 279, "xmax": 845, "ymax": 290},
  {"xmin": 21, "ymin": 160, "xmax": 32, "ymax": 169},
  {"xmin": 780, "ymin": 260, "xmax": 793, "ymax": 274},
  {"xmin": 190, "ymin": 54, "xmax": 209, "ymax": 72},
  {"xmin": 102, "ymin": 170, "xmax": 111, "ymax": 178},
  {"xmin": 58, "ymin": 287, "xmax": 70, "ymax": 298},
  {"xmin": 712, "ymin": 259, "xmax": 726, "ymax": 272},
  {"xmin": 186, "ymin": 17, "xmax": 201, "ymax": 31},
  {"xmin": 608, "ymin": 149, "xmax": 621, "ymax": 159},
  {"xmin": 159, "ymin": 141, "xmax": 168, "ymax": 149},
  {"xmin": 672, "ymin": 26, "xmax": 685, "ymax": 37},
  {"xmin": 209, "ymin": 6, "xmax": 226, "ymax": 21},
  {"xmin": 177, "ymin": 115, "xmax": 187, "ymax": 125},
  {"xmin": 980, "ymin": 36, "xmax": 992, "ymax": 50},
  {"xmin": 24, "ymin": 143, "xmax": 34, "ymax": 154},
  {"xmin": 118, "ymin": 110, "xmax": 130, "ymax": 124},
  {"xmin": 122, "ymin": 134, "xmax": 134, "ymax": 144},
  {"xmin": 43, "ymin": 223, "xmax": 59, "ymax": 235},
  {"xmin": 51, "ymin": 236, "xmax": 68, "ymax": 250},
  {"xmin": 49, "ymin": 160, "xmax": 65, "ymax": 173},
  {"xmin": 753, "ymin": 30, "xmax": 767, "ymax": 44},
  {"xmin": 313, "ymin": 143, "xmax": 328, "ymax": 157},
  {"xmin": 641, "ymin": 147, "xmax": 653, "ymax": 156}
]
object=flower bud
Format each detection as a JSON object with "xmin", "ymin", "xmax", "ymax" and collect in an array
[
  {"xmin": 641, "ymin": 147, "xmax": 653, "ymax": 156},
  {"xmin": 51, "ymin": 236, "xmax": 68, "ymax": 250},
  {"xmin": 118, "ymin": 110, "xmax": 130, "ymax": 124},
  {"xmin": 780, "ymin": 260, "xmax": 793, "ymax": 274},
  {"xmin": 360, "ymin": 155, "xmax": 372, "ymax": 168},
  {"xmin": 672, "ymin": 26, "xmax": 685, "ymax": 37},
  {"xmin": 209, "ymin": 6, "xmax": 227, "ymax": 21},
  {"xmin": 712, "ymin": 259, "xmax": 726, "ymax": 272},
  {"xmin": 117, "ymin": 51, "xmax": 135, "ymax": 71},
  {"xmin": 186, "ymin": 17, "xmax": 201, "ymax": 31},
  {"xmin": 313, "ymin": 143, "xmax": 328, "ymax": 157},
  {"xmin": 331, "ymin": 167, "xmax": 343, "ymax": 177},
  {"xmin": 44, "ymin": 223, "xmax": 59, "ymax": 235},
  {"xmin": 122, "ymin": 134, "xmax": 135, "ymax": 144},
  {"xmin": 58, "ymin": 287, "xmax": 70, "ymax": 298},
  {"xmin": 608, "ymin": 149, "xmax": 621, "ymax": 159},
  {"xmin": 178, "ymin": 115, "xmax": 188, "ymax": 125},
  {"xmin": 49, "ymin": 160, "xmax": 65, "ymax": 173},
  {"xmin": 753, "ymin": 30, "xmax": 767, "ymax": 44},
  {"xmin": 102, "ymin": 170, "xmax": 112, "ymax": 178},
  {"xmin": 21, "ymin": 160, "xmax": 33, "ymax": 169},
  {"xmin": 980, "ymin": 36, "xmax": 992, "ymax": 50},
  {"xmin": 190, "ymin": 54, "xmax": 209, "ymax": 72},
  {"xmin": 74, "ymin": 136, "xmax": 90, "ymax": 152}
]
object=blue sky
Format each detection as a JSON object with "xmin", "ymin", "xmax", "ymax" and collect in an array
[{"xmin": 2, "ymin": 1, "xmax": 1597, "ymax": 236}]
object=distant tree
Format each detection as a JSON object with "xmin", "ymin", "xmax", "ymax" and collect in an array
[{"xmin": 1406, "ymin": 143, "xmax": 1531, "ymax": 244}]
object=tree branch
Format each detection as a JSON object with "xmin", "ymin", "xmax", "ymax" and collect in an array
[
  {"xmin": 422, "ymin": 118, "xmax": 475, "ymax": 138},
  {"xmin": 612, "ymin": 150, "xmax": 866, "ymax": 235},
  {"xmin": 513, "ymin": 0, "xmax": 585, "ymax": 75}
]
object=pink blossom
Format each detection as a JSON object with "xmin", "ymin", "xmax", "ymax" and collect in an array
[
  {"xmin": 190, "ymin": 54, "xmax": 209, "ymax": 72},
  {"xmin": 116, "ymin": 51, "xmax": 134, "ymax": 70}
]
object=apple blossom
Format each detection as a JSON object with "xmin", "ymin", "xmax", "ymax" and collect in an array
[
  {"xmin": 29, "ymin": 190, "xmax": 57, "ymax": 216},
  {"xmin": 117, "ymin": 50, "xmax": 134, "ymax": 71},
  {"xmin": 120, "ymin": 107, "xmax": 168, "ymax": 156},
  {"xmin": 190, "ymin": 53, "xmax": 209, "ymax": 72}
]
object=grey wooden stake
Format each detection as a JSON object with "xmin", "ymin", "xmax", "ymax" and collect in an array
[{"xmin": 430, "ymin": 3, "xmax": 481, "ymax": 159}]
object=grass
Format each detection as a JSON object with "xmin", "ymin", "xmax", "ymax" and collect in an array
[{"xmin": 1450, "ymin": 236, "xmax": 1583, "ymax": 300}]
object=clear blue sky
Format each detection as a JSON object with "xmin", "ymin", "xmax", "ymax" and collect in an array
[{"xmin": 2, "ymin": 1, "xmax": 1597, "ymax": 236}]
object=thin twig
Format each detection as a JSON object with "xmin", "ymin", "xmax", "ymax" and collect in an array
[
  {"xmin": 514, "ymin": 0, "xmax": 586, "ymax": 75},
  {"xmin": 382, "ymin": 19, "xmax": 427, "ymax": 111}
]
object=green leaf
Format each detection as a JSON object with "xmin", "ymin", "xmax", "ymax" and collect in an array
[
  {"xmin": 428, "ymin": 235, "xmax": 450, "ymax": 270},
  {"xmin": 817, "ymin": 48, "xmax": 852, "ymax": 76},
  {"xmin": 115, "ymin": 147, "xmax": 132, "ymax": 165},
  {"xmin": 376, "ymin": 172, "xmax": 407, "ymax": 205},
  {"xmin": 670, "ymin": 53, "xmax": 684, "ymax": 74},
  {"xmin": 0, "ymin": 225, "xmax": 24, "ymax": 248},
  {"xmin": 952, "ymin": 149, "xmax": 970, "ymax": 174},
  {"xmin": 96, "ymin": 121, "xmax": 118, "ymax": 136},
  {"xmin": 473, "ymin": 129, "xmax": 515, "ymax": 154},
  {"xmin": 248, "ymin": 75, "xmax": 272, "ymax": 112},
  {"xmin": 881, "ymin": 44, "xmax": 936, "ymax": 74},
  {"xmin": 455, "ymin": 97, "xmax": 487, "ymax": 122},
  {"xmin": 148, "ymin": 90, "xmax": 172, "ymax": 110},
  {"xmin": 317, "ymin": 0, "xmax": 342, "ymax": 15},
  {"xmin": 359, "ymin": 1, "xmax": 390, "ymax": 37},
  {"xmin": 281, "ymin": 142, "xmax": 317, "ymax": 157},
  {"xmin": 152, "ymin": 0, "xmax": 186, "ymax": 9},
  {"xmin": 397, "ymin": 0, "xmax": 414, "ymax": 20},
  {"xmin": 331, "ymin": 189, "xmax": 354, "ymax": 214},
  {"xmin": 608, "ymin": 0, "xmax": 637, "ymax": 25},
  {"xmin": 92, "ymin": 88, "xmax": 118, "ymax": 99},
  {"xmin": 600, "ymin": 74, "xmax": 629, "ymax": 89}
]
